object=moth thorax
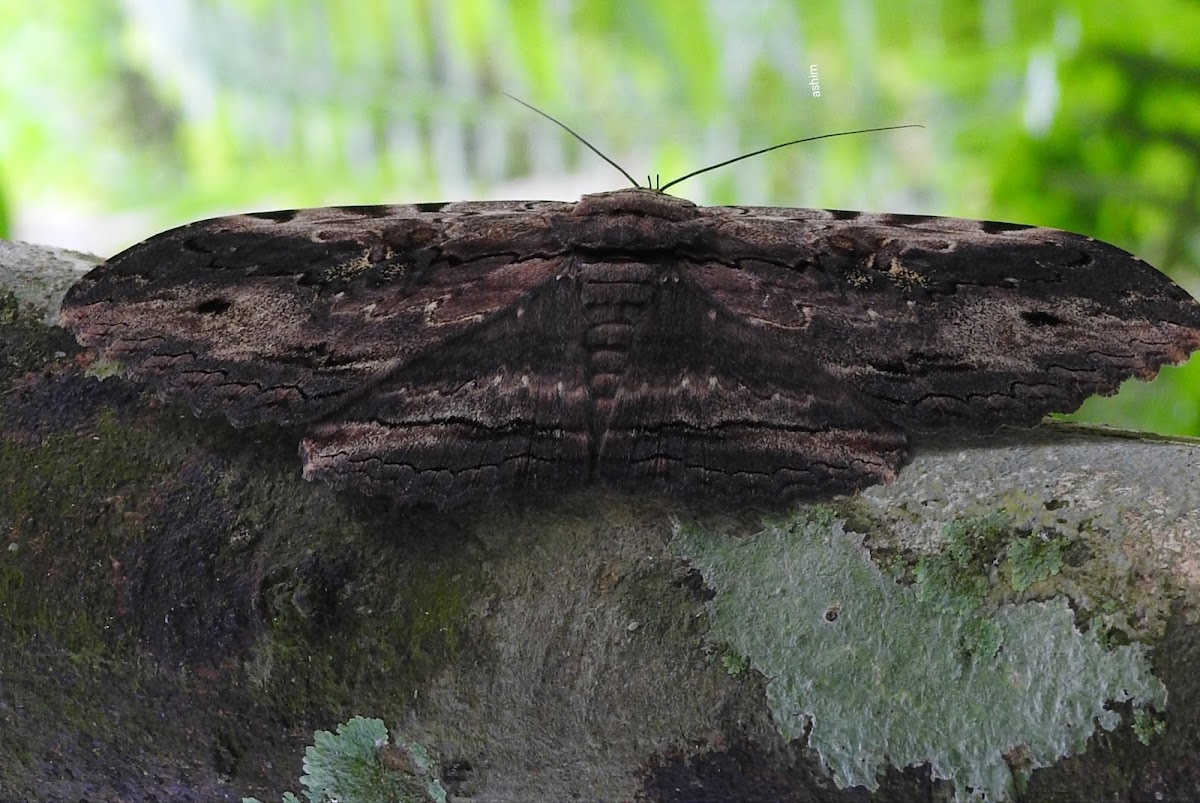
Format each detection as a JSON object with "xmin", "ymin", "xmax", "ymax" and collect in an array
[{"xmin": 574, "ymin": 187, "xmax": 699, "ymax": 221}]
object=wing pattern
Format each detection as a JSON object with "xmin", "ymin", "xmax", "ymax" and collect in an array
[{"xmin": 59, "ymin": 188, "xmax": 1200, "ymax": 506}]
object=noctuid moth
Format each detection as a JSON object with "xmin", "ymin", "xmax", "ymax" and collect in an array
[{"xmin": 59, "ymin": 110, "xmax": 1200, "ymax": 508}]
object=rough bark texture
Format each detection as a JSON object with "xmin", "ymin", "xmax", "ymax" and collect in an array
[{"xmin": 3, "ymin": 240, "xmax": 1200, "ymax": 802}]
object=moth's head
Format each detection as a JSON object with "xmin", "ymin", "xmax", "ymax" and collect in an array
[{"xmin": 574, "ymin": 187, "xmax": 699, "ymax": 221}]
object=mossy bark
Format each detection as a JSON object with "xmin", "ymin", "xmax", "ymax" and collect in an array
[{"xmin": 2, "ymin": 240, "xmax": 1198, "ymax": 802}]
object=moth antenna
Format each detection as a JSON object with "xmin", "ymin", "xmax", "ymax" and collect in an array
[
  {"xmin": 656, "ymin": 124, "xmax": 925, "ymax": 193},
  {"xmin": 503, "ymin": 92, "xmax": 642, "ymax": 189}
]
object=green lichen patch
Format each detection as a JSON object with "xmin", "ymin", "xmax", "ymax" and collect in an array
[
  {"xmin": 0, "ymin": 289, "xmax": 19, "ymax": 325},
  {"xmin": 671, "ymin": 512, "xmax": 1166, "ymax": 802},
  {"xmin": 245, "ymin": 716, "xmax": 447, "ymax": 803},
  {"xmin": 1007, "ymin": 533, "xmax": 1068, "ymax": 593},
  {"xmin": 859, "ymin": 430, "xmax": 1200, "ymax": 642},
  {"xmin": 721, "ymin": 650, "xmax": 749, "ymax": 676},
  {"xmin": 912, "ymin": 513, "xmax": 1012, "ymax": 614},
  {"xmin": 82, "ymin": 356, "xmax": 127, "ymax": 380},
  {"xmin": 906, "ymin": 513, "xmax": 1072, "ymax": 609},
  {"xmin": 1132, "ymin": 709, "xmax": 1166, "ymax": 746}
]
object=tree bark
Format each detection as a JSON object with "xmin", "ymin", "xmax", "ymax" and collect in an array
[{"xmin": 1, "ymin": 239, "xmax": 1198, "ymax": 802}]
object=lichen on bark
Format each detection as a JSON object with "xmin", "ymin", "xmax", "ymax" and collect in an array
[{"xmin": 672, "ymin": 509, "xmax": 1166, "ymax": 802}]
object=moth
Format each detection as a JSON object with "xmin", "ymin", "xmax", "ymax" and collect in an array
[{"xmin": 58, "ymin": 120, "xmax": 1200, "ymax": 508}]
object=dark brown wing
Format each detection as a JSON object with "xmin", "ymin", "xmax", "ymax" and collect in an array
[
  {"xmin": 60, "ymin": 189, "xmax": 1200, "ymax": 508},
  {"xmin": 299, "ymin": 274, "xmax": 591, "ymax": 507},
  {"xmin": 59, "ymin": 201, "xmax": 574, "ymax": 427},
  {"xmin": 594, "ymin": 268, "xmax": 907, "ymax": 505},
  {"xmin": 692, "ymin": 207, "xmax": 1200, "ymax": 431}
]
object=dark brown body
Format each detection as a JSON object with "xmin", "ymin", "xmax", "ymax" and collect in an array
[{"xmin": 60, "ymin": 188, "xmax": 1200, "ymax": 506}]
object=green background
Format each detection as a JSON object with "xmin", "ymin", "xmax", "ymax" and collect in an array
[{"xmin": 3, "ymin": 0, "xmax": 1198, "ymax": 434}]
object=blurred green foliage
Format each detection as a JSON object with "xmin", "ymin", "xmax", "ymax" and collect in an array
[
  {"xmin": 0, "ymin": 179, "xmax": 8, "ymax": 240},
  {"xmin": 2, "ymin": 0, "xmax": 1198, "ymax": 433}
]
